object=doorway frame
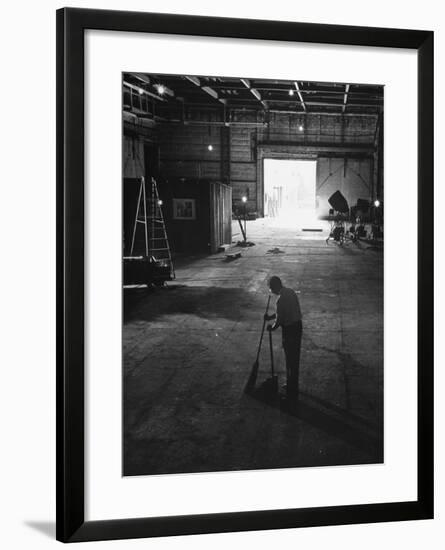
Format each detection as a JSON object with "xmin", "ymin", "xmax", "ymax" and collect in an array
[
  {"xmin": 257, "ymin": 145, "xmax": 317, "ymax": 216},
  {"xmin": 262, "ymin": 155, "xmax": 318, "ymax": 219},
  {"xmin": 256, "ymin": 144, "xmax": 376, "ymax": 216}
]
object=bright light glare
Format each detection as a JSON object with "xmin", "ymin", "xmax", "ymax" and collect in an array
[
  {"xmin": 374, "ymin": 200, "xmax": 380, "ymax": 207},
  {"xmin": 208, "ymin": 144, "xmax": 213, "ymax": 151},
  {"xmin": 156, "ymin": 84, "xmax": 166, "ymax": 95},
  {"xmin": 241, "ymin": 196, "xmax": 248, "ymax": 203},
  {"xmin": 289, "ymin": 89, "xmax": 294, "ymax": 96},
  {"xmin": 157, "ymin": 200, "xmax": 163, "ymax": 206},
  {"xmin": 263, "ymin": 158, "xmax": 321, "ymax": 229}
]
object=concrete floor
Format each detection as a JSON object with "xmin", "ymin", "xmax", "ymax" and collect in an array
[{"xmin": 123, "ymin": 219, "xmax": 383, "ymax": 476}]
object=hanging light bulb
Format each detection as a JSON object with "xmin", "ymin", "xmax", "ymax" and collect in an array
[{"xmin": 155, "ymin": 84, "xmax": 166, "ymax": 95}]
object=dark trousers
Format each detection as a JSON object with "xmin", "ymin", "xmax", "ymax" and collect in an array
[{"xmin": 282, "ymin": 321, "xmax": 303, "ymax": 400}]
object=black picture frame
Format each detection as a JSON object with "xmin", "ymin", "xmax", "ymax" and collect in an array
[{"xmin": 56, "ymin": 7, "xmax": 434, "ymax": 543}]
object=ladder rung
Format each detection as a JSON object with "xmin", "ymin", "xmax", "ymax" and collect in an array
[{"xmin": 131, "ymin": 179, "xmax": 175, "ymax": 273}]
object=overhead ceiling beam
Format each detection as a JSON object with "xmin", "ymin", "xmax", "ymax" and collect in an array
[
  {"xmin": 268, "ymin": 109, "xmax": 377, "ymax": 117},
  {"xmin": 201, "ymin": 86, "xmax": 218, "ymax": 99},
  {"xmin": 250, "ymin": 88, "xmax": 262, "ymax": 101},
  {"xmin": 131, "ymin": 73, "xmax": 151, "ymax": 85},
  {"xmin": 300, "ymin": 89, "xmax": 380, "ymax": 98},
  {"xmin": 128, "ymin": 74, "xmax": 175, "ymax": 99},
  {"xmin": 294, "ymin": 82, "xmax": 306, "ymax": 112},
  {"xmin": 123, "ymin": 81, "xmax": 167, "ymax": 102},
  {"xmin": 250, "ymin": 86, "xmax": 382, "ymax": 100},
  {"xmin": 305, "ymin": 100, "xmax": 379, "ymax": 108},
  {"xmin": 185, "ymin": 75, "xmax": 201, "ymax": 87},
  {"xmin": 184, "ymin": 75, "xmax": 226, "ymax": 104},
  {"xmin": 216, "ymin": 97, "xmax": 379, "ymax": 110},
  {"xmin": 343, "ymin": 84, "xmax": 350, "ymax": 113},
  {"xmin": 240, "ymin": 78, "xmax": 268, "ymax": 110}
]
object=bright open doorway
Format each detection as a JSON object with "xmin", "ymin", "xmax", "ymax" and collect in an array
[{"xmin": 264, "ymin": 158, "xmax": 318, "ymax": 228}]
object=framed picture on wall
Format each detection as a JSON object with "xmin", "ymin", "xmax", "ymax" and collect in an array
[
  {"xmin": 172, "ymin": 198, "xmax": 197, "ymax": 220},
  {"xmin": 57, "ymin": 7, "xmax": 434, "ymax": 543}
]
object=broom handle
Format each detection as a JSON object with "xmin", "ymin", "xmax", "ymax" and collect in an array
[
  {"xmin": 255, "ymin": 295, "xmax": 271, "ymax": 362},
  {"xmin": 269, "ymin": 328, "xmax": 275, "ymax": 377}
]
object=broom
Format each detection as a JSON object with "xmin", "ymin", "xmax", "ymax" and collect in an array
[
  {"xmin": 266, "ymin": 324, "xmax": 279, "ymax": 393},
  {"xmin": 244, "ymin": 295, "xmax": 271, "ymax": 394}
]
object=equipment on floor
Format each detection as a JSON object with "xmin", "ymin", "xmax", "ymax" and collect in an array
[
  {"xmin": 244, "ymin": 295, "xmax": 271, "ymax": 394},
  {"xmin": 356, "ymin": 224, "xmax": 367, "ymax": 238},
  {"xmin": 326, "ymin": 190, "xmax": 350, "ymax": 245},
  {"xmin": 371, "ymin": 224, "xmax": 383, "ymax": 240},
  {"xmin": 328, "ymin": 190, "xmax": 349, "ymax": 214},
  {"xmin": 225, "ymin": 252, "xmax": 242, "ymax": 261},
  {"xmin": 326, "ymin": 219, "xmax": 346, "ymax": 245},
  {"xmin": 123, "ymin": 176, "xmax": 175, "ymax": 286}
]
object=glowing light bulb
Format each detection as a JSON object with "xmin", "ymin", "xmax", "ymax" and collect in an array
[
  {"xmin": 374, "ymin": 200, "xmax": 380, "ymax": 207},
  {"xmin": 156, "ymin": 84, "xmax": 166, "ymax": 95},
  {"xmin": 289, "ymin": 89, "xmax": 294, "ymax": 96},
  {"xmin": 208, "ymin": 144, "xmax": 213, "ymax": 151},
  {"xmin": 242, "ymin": 196, "xmax": 247, "ymax": 203},
  {"xmin": 157, "ymin": 199, "xmax": 163, "ymax": 206},
  {"xmin": 298, "ymin": 125, "xmax": 304, "ymax": 132}
]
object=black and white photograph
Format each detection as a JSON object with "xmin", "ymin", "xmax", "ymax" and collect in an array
[
  {"xmin": 172, "ymin": 198, "xmax": 197, "ymax": 220},
  {"xmin": 0, "ymin": 0, "xmax": 439, "ymax": 546},
  {"xmin": 122, "ymin": 73, "xmax": 384, "ymax": 476}
]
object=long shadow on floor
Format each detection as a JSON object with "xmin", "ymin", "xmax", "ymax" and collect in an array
[
  {"xmin": 246, "ymin": 383, "xmax": 383, "ymax": 461},
  {"xmin": 124, "ymin": 285, "xmax": 261, "ymax": 323}
]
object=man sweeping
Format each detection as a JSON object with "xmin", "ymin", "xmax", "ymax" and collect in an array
[{"xmin": 264, "ymin": 276, "xmax": 303, "ymax": 402}]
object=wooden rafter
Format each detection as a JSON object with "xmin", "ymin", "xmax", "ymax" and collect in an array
[
  {"xmin": 125, "ymin": 73, "xmax": 383, "ymax": 115},
  {"xmin": 131, "ymin": 73, "xmax": 151, "ymax": 85},
  {"xmin": 343, "ymin": 84, "xmax": 350, "ymax": 113},
  {"xmin": 123, "ymin": 81, "xmax": 166, "ymax": 102},
  {"xmin": 184, "ymin": 76, "xmax": 226, "ymax": 105},
  {"xmin": 240, "ymin": 78, "xmax": 268, "ymax": 110},
  {"xmin": 294, "ymin": 81, "xmax": 306, "ymax": 112},
  {"xmin": 127, "ymin": 74, "xmax": 175, "ymax": 98}
]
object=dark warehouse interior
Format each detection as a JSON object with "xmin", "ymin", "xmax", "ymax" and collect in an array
[{"xmin": 122, "ymin": 73, "xmax": 384, "ymax": 476}]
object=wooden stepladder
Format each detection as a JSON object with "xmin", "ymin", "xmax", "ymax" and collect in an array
[
  {"xmin": 130, "ymin": 176, "xmax": 149, "ymax": 256},
  {"xmin": 129, "ymin": 176, "xmax": 175, "ymax": 280},
  {"xmin": 148, "ymin": 177, "xmax": 175, "ymax": 279}
]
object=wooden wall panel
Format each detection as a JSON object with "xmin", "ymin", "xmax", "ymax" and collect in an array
[
  {"xmin": 123, "ymin": 135, "xmax": 145, "ymax": 178},
  {"xmin": 153, "ymin": 110, "xmax": 379, "ymax": 219},
  {"xmin": 230, "ymin": 128, "xmax": 254, "ymax": 162},
  {"xmin": 230, "ymin": 163, "xmax": 256, "ymax": 182}
]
